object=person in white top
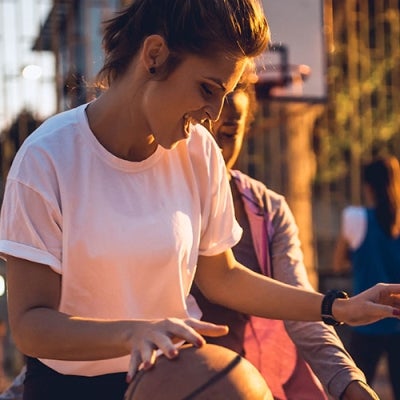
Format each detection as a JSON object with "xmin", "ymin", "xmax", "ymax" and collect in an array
[
  {"xmin": 1, "ymin": 1, "xmax": 400, "ymax": 399},
  {"xmin": 334, "ymin": 156, "xmax": 400, "ymax": 399}
]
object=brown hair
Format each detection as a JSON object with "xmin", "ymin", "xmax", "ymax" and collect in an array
[
  {"xmin": 97, "ymin": 0, "xmax": 270, "ymax": 86},
  {"xmin": 363, "ymin": 156, "xmax": 400, "ymax": 237}
]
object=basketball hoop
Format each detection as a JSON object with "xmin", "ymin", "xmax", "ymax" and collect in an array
[
  {"xmin": 254, "ymin": 43, "xmax": 312, "ymax": 99},
  {"xmin": 258, "ymin": 0, "xmax": 326, "ymax": 102}
]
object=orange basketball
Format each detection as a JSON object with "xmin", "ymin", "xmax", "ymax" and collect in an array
[{"xmin": 124, "ymin": 343, "xmax": 272, "ymax": 400}]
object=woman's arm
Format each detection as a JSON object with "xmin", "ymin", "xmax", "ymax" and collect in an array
[
  {"xmin": 7, "ymin": 256, "xmax": 135, "ymax": 361},
  {"xmin": 6, "ymin": 256, "xmax": 228, "ymax": 378},
  {"xmin": 196, "ymin": 250, "xmax": 322, "ymax": 321},
  {"xmin": 195, "ymin": 249, "xmax": 400, "ymax": 325}
]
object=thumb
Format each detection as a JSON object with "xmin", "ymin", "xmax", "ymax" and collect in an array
[
  {"xmin": 185, "ymin": 318, "xmax": 229, "ymax": 337},
  {"xmin": 347, "ymin": 302, "xmax": 399, "ymax": 326}
]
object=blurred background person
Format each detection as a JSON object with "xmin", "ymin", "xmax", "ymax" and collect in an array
[
  {"xmin": 333, "ymin": 155, "xmax": 400, "ymax": 400},
  {"xmin": 191, "ymin": 80, "xmax": 379, "ymax": 400}
]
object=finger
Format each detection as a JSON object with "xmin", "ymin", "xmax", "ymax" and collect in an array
[
  {"xmin": 126, "ymin": 350, "xmax": 142, "ymax": 384},
  {"xmin": 161, "ymin": 318, "xmax": 206, "ymax": 348},
  {"xmin": 348, "ymin": 302, "xmax": 398, "ymax": 326},
  {"xmin": 185, "ymin": 318, "xmax": 229, "ymax": 337},
  {"xmin": 376, "ymin": 283, "xmax": 400, "ymax": 301},
  {"xmin": 140, "ymin": 345, "xmax": 158, "ymax": 370},
  {"xmin": 391, "ymin": 307, "xmax": 400, "ymax": 316},
  {"xmin": 389, "ymin": 293, "xmax": 400, "ymax": 308},
  {"xmin": 149, "ymin": 333, "xmax": 180, "ymax": 359}
]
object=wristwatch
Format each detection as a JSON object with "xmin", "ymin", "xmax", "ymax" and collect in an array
[{"xmin": 321, "ymin": 289, "xmax": 349, "ymax": 325}]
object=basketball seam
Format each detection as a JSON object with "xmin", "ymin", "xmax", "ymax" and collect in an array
[{"xmin": 181, "ymin": 354, "xmax": 242, "ymax": 400}]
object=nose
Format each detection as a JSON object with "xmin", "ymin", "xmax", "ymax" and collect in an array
[{"xmin": 204, "ymin": 98, "xmax": 225, "ymax": 122}]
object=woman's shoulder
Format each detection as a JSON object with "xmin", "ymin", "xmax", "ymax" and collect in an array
[
  {"xmin": 187, "ymin": 123, "xmax": 219, "ymax": 154},
  {"xmin": 14, "ymin": 105, "xmax": 86, "ymax": 160},
  {"xmin": 341, "ymin": 206, "xmax": 368, "ymax": 249},
  {"xmin": 7, "ymin": 105, "xmax": 88, "ymax": 180},
  {"xmin": 230, "ymin": 170, "xmax": 267, "ymax": 192}
]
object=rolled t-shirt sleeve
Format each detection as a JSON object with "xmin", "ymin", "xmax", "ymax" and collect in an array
[
  {"xmin": 193, "ymin": 128, "xmax": 242, "ymax": 256},
  {"xmin": 199, "ymin": 176, "xmax": 243, "ymax": 256},
  {"xmin": 0, "ymin": 178, "xmax": 62, "ymax": 273}
]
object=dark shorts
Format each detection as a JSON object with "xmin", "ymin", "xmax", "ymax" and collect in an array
[{"xmin": 23, "ymin": 357, "xmax": 128, "ymax": 400}]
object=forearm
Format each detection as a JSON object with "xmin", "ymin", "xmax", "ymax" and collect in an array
[
  {"xmin": 12, "ymin": 307, "xmax": 133, "ymax": 360},
  {"xmin": 197, "ymin": 252, "xmax": 323, "ymax": 321},
  {"xmin": 284, "ymin": 320, "xmax": 365, "ymax": 398}
]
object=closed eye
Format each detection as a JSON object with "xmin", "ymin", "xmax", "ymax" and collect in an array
[
  {"xmin": 221, "ymin": 133, "xmax": 236, "ymax": 139},
  {"xmin": 201, "ymin": 83, "xmax": 213, "ymax": 97},
  {"xmin": 218, "ymin": 129, "xmax": 238, "ymax": 139}
]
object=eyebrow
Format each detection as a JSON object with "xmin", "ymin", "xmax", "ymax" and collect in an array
[{"xmin": 204, "ymin": 77, "xmax": 227, "ymax": 92}]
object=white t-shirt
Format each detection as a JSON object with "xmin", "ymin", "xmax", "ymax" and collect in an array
[
  {"xmin": 340, "ymin": 206, "xmax": 367, "ymax": 250},
  {"xmin": 0, "ymin": 103, "xmax": 242, "ymax": 376}
]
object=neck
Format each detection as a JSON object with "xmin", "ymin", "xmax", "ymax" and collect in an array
[{"xmin": 85, "ymin": 88, "xmax": 157, "ymax": 162}]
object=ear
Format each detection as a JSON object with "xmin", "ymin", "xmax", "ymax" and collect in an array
[{"xmin": 141, "ymin": 35, "xmax": 170, "ymax": 72}]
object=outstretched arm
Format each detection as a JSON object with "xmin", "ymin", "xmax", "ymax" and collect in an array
[{"xmin": 195, "ymin": 249, "xmax": 400, "ymax": 327}]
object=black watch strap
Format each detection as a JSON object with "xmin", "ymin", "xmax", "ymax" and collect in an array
[{"xmin": 321, "ymin": 289, "xmax": 349, "ymax": 326}]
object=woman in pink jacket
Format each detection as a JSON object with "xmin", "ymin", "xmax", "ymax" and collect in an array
[{"xmin": 191, "ymin": 81, "xmax": 379, "ymax": 400}]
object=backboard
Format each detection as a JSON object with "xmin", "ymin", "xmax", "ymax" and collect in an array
[{"xmin": 257, "ymin": 0, "xmax": 327, "ymax": 102}]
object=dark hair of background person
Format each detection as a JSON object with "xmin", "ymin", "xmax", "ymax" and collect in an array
[{"xmin": 363, "ymin": 156, "xmax": 400, "ymax": 237}]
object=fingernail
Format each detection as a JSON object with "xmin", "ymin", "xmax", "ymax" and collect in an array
[
  {"xmin": 195, "ymin": 339, "xmax": 204, "ymax": 348},
  {"xmin": 168, "ymin": 349, "xmax": 178, "ymax": 358},
  {"xmin": 143, "ymin": 361, "xmax": 152, "ymax": 370},
  {"xmin": 393, "ymin": 309, "xmax": 400, "ymax": 316},
  {"xmin": 126, "ymin": 373, "xmax": 132, "ymax": 384}
]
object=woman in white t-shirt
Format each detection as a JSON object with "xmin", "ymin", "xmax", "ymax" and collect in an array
[
  {"xmin": 1, "ymin": 2, "xmax": 400, "ymax": 399},
  {"xmin": 333, "ymin": 156, "xmax": 400, "ymax": 399}
]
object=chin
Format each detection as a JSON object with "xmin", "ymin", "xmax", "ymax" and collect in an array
[{"xmin": 159, "ymin": 139, "xmax": 181, "ymax": 150}]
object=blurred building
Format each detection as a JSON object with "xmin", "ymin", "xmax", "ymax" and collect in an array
[{"xmin": 33, "ymin": 0, "xmax": 128, "ymax": 111}]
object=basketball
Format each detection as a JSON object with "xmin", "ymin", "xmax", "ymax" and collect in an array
[{"xmin": 124, "ymin": 343, "xmax": 272, "ymax": 400}]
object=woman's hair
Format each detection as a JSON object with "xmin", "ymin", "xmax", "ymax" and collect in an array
[
  {"xmin": 363, "ymin": 156, "xmax": 400, "ymax": 237},
  {"xmin": 97, "ymin": 0, "xmax": 270, "ymax": 86}
]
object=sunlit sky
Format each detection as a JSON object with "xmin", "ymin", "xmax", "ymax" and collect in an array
[{"xmin": 0, "ymin": 0, "xmax": 55, "ymax": 130}]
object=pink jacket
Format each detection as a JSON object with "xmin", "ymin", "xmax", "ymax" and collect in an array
[
  {"xmin": 193, "ymin": 169, "xmax": 366, "ymax": 399},
  {"xmin": 231, "ymin": 170, "xmax": 327, "ymax": 400}
]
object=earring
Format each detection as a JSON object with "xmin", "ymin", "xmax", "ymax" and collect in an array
[{"xmin": 149, "ymin": 66, "xmax": 156, "ymax": 74}]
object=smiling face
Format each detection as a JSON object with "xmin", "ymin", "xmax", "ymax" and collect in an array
[
  {"xmin": 142, "ymin": 54, "xmax": 248, "ymax": 149},
  {"xmin": 211, "ymin": 89, "xmax": 250, "ymax": 170}
]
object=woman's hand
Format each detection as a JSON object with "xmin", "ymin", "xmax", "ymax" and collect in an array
[
  {"xmin": 333, "ymin": 283, "xmax": 400, "ymax": 326},
  {"xmin": 126, "ymin": 317, "xmax": 228, "ymax": 382}
]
